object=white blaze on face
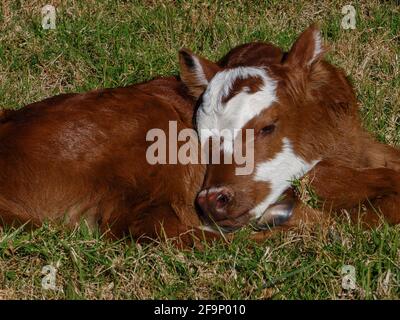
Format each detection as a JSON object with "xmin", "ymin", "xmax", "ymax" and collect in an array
[
  {"xmin": 250, "ymin": 138, "xmax": 319, "ymax": 219},
  {"xmin": 196, "ymin": 67, "xmax": 277, "ymax": 154}
]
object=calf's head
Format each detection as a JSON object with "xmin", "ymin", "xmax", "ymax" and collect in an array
[{"xmin": 179, "ymin": 25, "xmax": 355, "ymax": 231}]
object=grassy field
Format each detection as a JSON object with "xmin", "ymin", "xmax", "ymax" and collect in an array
[{"xmin": 0, "ymin": 0, "xmax": 399, "ymax": 299}]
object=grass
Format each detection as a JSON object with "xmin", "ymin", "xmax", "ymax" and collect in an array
[
  {"xmin": 0, "ymin": 221, "xmax": 399, "ymax": 299},
  {"xmin": 0, "ymin": 0, "xmax": 399, "ymax": 299}
]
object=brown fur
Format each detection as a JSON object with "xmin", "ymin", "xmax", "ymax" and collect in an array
[{"xmin": 179, "ymin": 24, "xmax": 400, "ymax": 229}]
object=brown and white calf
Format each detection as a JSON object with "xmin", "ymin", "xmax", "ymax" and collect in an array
[
  {"xmin": 179, "ymin": 24, "xmax": 400, "ymax": 232},
  {"xmin": 1, "ymin": 24, "xmax": 398, "ymax": 247},
  {"xmin": 0, "ymin": 42, "xmax": 284, "ymax": 247}
]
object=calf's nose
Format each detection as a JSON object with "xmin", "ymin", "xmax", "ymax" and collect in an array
[{"xmin": 196, "ymin": 187, "xmax": 233, "ymax": 220}]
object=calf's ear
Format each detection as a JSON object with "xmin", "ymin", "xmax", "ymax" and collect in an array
[
  {"xmin": 284, "ymin": 24, "xmax": 325, "ymax": 69},
  {"xmin": 179, "ymin": 49, "xmax": 221, "ymax": 98}
]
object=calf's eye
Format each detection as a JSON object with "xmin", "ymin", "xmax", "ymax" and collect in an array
[{"xmin": 260, "ymin": 124, "xmax": 276, "ymax": 135}]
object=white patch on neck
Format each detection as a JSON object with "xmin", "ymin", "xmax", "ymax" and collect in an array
[
  {"xmin": 193, "ymin": 56, "xmax": 208, "ymax": 86},
  {"xmin": 196, "ymin": 67, "xmax": 277, "ymax": 154},
  {"xmin": 250, "ymin": 138, "xmax": 319, "ymax": 219}
]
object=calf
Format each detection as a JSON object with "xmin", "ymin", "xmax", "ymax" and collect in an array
[
  {"xmin": 179, "ymin": 24, "xmax": 400, "ymax": 232},
  {"xmin": 0, "ymin": 77, "xmax": 213, "ymax": 245}
]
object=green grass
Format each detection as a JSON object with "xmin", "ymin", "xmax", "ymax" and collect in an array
[
  {"xmin": 1, "ymin": 221, "xmax": 399, "ymax": 299},
  {"xmin": 0, "ymin": 0, "xmax": 399, "ymax": 299}
]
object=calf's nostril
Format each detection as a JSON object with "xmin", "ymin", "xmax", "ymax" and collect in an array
[
  {"xmin": 216, "ymin": 193, "xmax": 230, "ymax": 208},
  {"xmin": 197, "ymin": 187, "xmax": 233, "ymax": 216}
]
